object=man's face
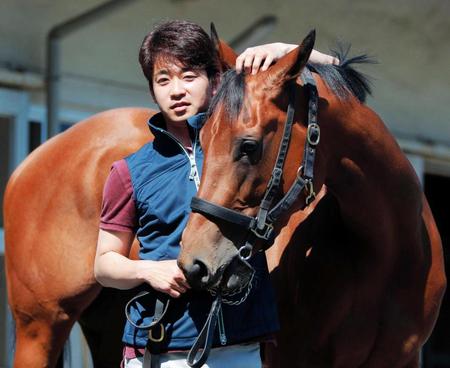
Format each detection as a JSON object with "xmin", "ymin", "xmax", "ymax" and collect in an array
[{"xmin": 152, "ymin": 56, "xmax": 213, "ymax": 126}]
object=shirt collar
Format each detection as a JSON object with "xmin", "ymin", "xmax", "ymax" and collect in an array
[{"xmin": 147, "ymin": 112, "xmax": 207, "ymax": 134}]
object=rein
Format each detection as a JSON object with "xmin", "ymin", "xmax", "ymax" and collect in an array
[{"xmin": 190, "ymin": 68, "xmax": 320, "ymax": 261}]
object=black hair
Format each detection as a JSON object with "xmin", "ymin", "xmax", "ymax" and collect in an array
[{"xmin": 139, "ymin": 20, "xmax": 220, "ymax": 97}]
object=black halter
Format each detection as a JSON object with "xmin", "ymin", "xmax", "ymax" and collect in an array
[{"xmin": 190, "ymin": 68, "xmax": 320, "ymax": 261}]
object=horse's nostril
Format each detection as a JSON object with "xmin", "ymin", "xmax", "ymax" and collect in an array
[
  {"xmin": 192, "ymin": 259, "xmax": 209, "ymax": 282},
  {"xmin": 186, "ymin": 259, "xmax": 210, "ymax": 288}
]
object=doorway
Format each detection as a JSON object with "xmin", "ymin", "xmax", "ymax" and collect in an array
[{"xmin": 423, "ymin": 174, "xmax": 450, "ymax": 367}]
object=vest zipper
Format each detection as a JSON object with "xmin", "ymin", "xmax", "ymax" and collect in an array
[{"xmin": 157, "ymin": 127, "xmax": 200, "ymax": 190}]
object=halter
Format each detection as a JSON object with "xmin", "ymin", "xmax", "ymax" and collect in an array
[{"xmin": 190, "ymin": 68, "xmax": 320, "ymax": 261}]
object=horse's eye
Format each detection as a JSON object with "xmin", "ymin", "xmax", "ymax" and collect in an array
[
  {"xmin": 238, "ymin": 139, "xmax": 261, "ymax": 164},
  {"xmin": 241, "ymin": 140, "xmax": 259, "ymax": 155}
]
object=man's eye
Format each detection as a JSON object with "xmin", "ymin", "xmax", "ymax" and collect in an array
[
  {"xmin": 156, "ymin": 78, "xmax": 169, "ymax": 85},
  {"xmin": 183, "ymin": 74, "xmax": 197, "ymax": 81}
]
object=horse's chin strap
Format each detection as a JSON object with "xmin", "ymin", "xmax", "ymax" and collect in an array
[{"xmin": 190, "ymin": 68, "xmax": 320, "ymax": 260}]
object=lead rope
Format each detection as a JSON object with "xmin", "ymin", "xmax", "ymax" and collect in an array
[
  {"xmin": 187, "ymin": 296, "xmax": 222, "ymax": 367},
  {"xmin": 124, "ymin": 291, "xmax": 170, "ymax": 368}
]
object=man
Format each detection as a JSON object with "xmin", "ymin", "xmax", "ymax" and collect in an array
[{"xmin": 94, "ymin": 20, "xmax": 336, "ymax": 367}]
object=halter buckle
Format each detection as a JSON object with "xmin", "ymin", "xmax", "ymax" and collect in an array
[
  {"xmin": 251, "ymin": 222, "xmax": 274, "ymax": 241},
  {"xmin": 307, "ymin": 123, "xmax": 320, "ymax": 146}
]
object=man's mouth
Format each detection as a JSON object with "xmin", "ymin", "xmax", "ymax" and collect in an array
[{"xmin": 171, "ymin": 102, "xmax": 190, "ymax": 112}]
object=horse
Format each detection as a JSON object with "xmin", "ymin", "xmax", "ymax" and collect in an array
[
  {"xmin": 178, "ymin": 31, "xmax": 447, "ymax": 367},
  {"xmin": 4, "ymin": 108, "xmax": 155, "ymax": 367}
]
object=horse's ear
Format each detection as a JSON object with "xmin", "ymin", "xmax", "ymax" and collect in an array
[
  {"xmin": 210, "ymin": 22, "xmax": 237, "ymax": 72},
  {"xmin": 268, "ymin": 29, "xmax": 315, "ymax": 85}
]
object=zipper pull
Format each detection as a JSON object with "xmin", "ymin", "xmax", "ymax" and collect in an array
[
  {"xmin": 188, "ymin": 153, "xmax": 200, "ymax": 189},
  {"xmin": 189, "ymin": 162, "xmax": 196, "ymax": 181}
]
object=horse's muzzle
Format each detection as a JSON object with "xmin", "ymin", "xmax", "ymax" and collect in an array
[{"xmin": 179, "ymin": 254, "xmax": 254, "ymax": 293}]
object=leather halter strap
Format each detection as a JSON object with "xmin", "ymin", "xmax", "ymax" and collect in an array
[{"xmin": 190, "ymin": 68, "xmax": 319, "ymax": 258}]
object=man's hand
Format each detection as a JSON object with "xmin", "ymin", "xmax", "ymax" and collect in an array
[
  {"xmin": 138, "ymin": 259, "xmax": 191, "ymax": 298},
  {"xmin": 236, "ymin": 43, "xmax": 292, "ymax": 75},
  {"xmin": 236, "ymin": 43, "xmax": 339, "ymax": 75}
]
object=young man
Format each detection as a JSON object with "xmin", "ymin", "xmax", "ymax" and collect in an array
[{"xmin": 94, "ymin": 20, "xmax": 336, "ymax": 367}]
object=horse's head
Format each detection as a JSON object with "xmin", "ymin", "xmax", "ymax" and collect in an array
[{"xmin": 179, "ymin": 30, "xmax": 317, "ymax": 293}]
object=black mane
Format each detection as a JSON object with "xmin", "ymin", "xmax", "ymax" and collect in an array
[
  {"xmin": 308, "ymin": 43, "xmax": 375, "ymax": 103},
  {"xmin": 208, "ymin": 43, "xmax": 375, "ymax": 119}
]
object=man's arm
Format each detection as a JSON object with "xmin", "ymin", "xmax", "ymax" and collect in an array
[
  {"xmin": 236, "ymin": 42, "xmax": 339, "ymax": 74},
  {"xmin": 94, "ymin": 229, "xmax": 190, "ymax": 298},
  {"xmin": 94, "ymin": 161, "xmax": 190, "ymax": 298}
]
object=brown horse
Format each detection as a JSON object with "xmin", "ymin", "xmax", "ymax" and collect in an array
[
  {"xmin": 4, "ymin": 108, "xmax": 155, "ymax": 367},
  {"xmin": 179, "ymin": 32, "xmax": 446, "ymax": 367}
]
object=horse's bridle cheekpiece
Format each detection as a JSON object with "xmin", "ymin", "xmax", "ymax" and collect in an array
[{"xmin": 190, "ymin": 68, "xmax": 320, "ymax": 262}]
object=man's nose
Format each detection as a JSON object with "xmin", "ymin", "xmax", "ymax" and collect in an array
[{"xmin": 170, "ymin": 78, "xmax": 186, "ymax": 97}]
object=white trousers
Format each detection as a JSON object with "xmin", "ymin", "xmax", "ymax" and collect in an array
[{"xmin": 123, "ymin": 343, "xmax": 262, "ymax": 368}]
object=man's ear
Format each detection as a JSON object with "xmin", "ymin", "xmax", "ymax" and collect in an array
[
  {"xmin": 210, "ymin": 72, "xmax": 220, "ymax": 96},
  {"xmin": 210, "ymin": 23, "xmax": 237, "ymax": 72}
]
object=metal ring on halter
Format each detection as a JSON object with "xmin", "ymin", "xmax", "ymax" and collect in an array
[
  {"xmin": 307, "ymin": 123, "xmax": 320, "ymax": 146},
  {"xmin": 238, "ymin": 244, "xmax": 253, "ymax": 261}
]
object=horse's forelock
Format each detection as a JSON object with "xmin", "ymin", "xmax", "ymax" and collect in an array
[{"xmin": 208, "ymin": 69, "xmax": 245, "ymax": 123}]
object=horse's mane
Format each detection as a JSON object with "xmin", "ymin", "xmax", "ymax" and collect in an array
[
  {"xmin": 308, "ymin": 43, "xmax": 375, "ymax": 103},
  {"xmin": 208, "ymin": 43, "xmax": 375, "ymax": 120},
  {"xmin": 208, "ymin": 69, "xmax": 245, "ymax": 120}
]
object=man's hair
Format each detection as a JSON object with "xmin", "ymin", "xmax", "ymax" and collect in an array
[{"xmin": 139, "ymin": 20, "xmax": 221, "ymax": 96}]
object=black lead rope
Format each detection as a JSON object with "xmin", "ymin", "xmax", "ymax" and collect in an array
[
  {"xmin": 125, "ymin": 291, "xmax": 170, "ymax": 330},
  {"xmin": 187, "ymin": 296, "xmax": 222, "ymax": 368},
  {"xmin": 125, "ymin": 291, "xmax": 170, "ymax": 368},
  {"xmin": 126, "ymin": 293, "xmax": 224, "ymax": 368}
]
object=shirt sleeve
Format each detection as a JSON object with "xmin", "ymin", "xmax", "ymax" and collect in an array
[{"xmin": 100, "ymin": 159, "xmax": 138, "ymax": 233}]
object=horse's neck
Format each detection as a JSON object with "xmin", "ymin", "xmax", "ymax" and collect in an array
[{"xmin": 317, "ymin": 96, "xmax": 422, "ymax": 224}]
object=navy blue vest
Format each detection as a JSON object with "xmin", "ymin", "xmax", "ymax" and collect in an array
[{"xmin": 123, "ymin": 113, "xmax": 279, "ymax": 350}]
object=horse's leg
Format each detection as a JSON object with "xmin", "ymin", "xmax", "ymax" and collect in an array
[
  {"xmin": 7, "ymin": 252, "xmax": 100, "ymax": 368},
  {"xmin": 13, "ymin": 315, "xmax": 75, "ymax": 368}
]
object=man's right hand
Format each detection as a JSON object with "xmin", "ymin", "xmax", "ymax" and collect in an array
[
  {"xmin": 95, "ymin": 229, "xmax": 190, "ymax": 297},
  {"xmin": 137, "ymin": 259, "xmax": 191, "ymax": 298}
]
